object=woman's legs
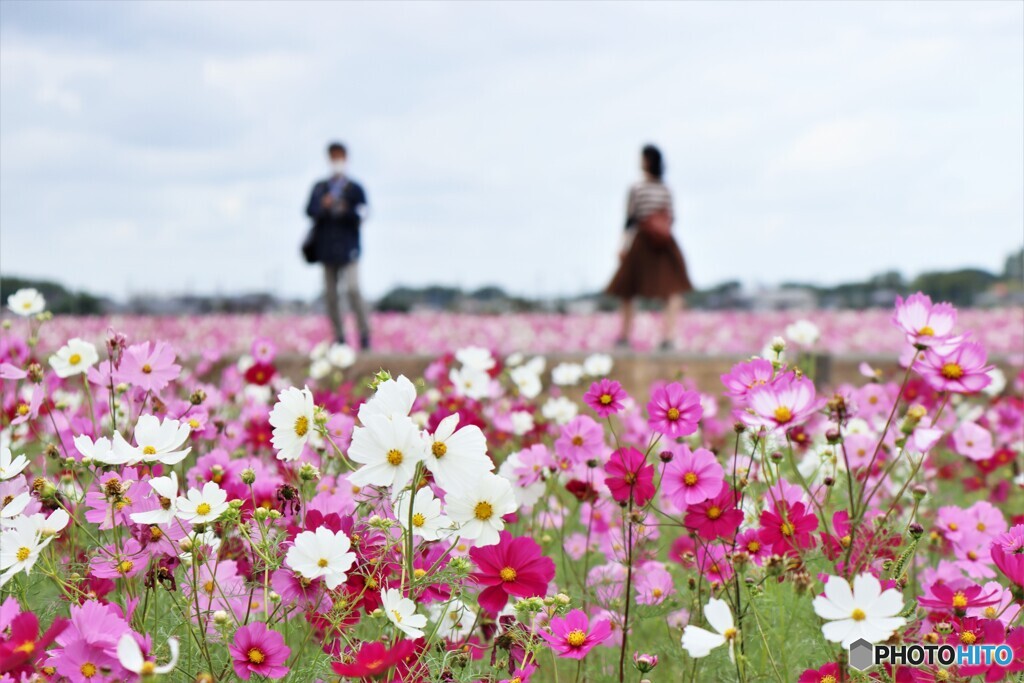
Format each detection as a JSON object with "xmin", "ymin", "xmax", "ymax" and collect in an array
[
  {"xmin": 662, "ymin": 294, "xmax": 682, "ymax": 349},
  {"xmin": 617, "ymin": 298, "xmax": 634, "ymax": 346}
]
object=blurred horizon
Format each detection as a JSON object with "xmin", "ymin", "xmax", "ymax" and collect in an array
[{"xmin": 2, "ymin": 1, "xmax": 1023, "ymax": 301}]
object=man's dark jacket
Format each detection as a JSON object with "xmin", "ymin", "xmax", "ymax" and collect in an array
[{"xmin": 305, "ymin": 177, "xmax": 367, "ymax": 265}]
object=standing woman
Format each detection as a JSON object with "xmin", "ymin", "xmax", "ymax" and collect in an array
[{"xmin": 606, "ymin": 144, "xmax": 693, "ymax": 350}]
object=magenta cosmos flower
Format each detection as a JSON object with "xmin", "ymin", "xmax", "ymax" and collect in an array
[
  {"xmin": 662, "ymin": 445, "xmax": 725, "ymax": 508},
  {"xmin": 892, "ymin": 292, "xmax": 957, "ymax": 347},
  {"xmin": 540, "ymin": 609, "xmax": 611, "ymax": 660},
  {"xmin": 604, "ymin": 447, "xmax": 655, "ymax": 507},
  {"xmin": 685, "ymin": 482, "xmax": 743, "ymax": 541},
  {"xmin": 470, "ymin": 531, "xmax": 556, "ymax": 613},
  {"xmin": 583, "ymin": 378, "xmax": 627, "ymax": 417},
  {"xmin": 720, "ymin": 358, "xmax": 775, "ymax": 402},
  {"xmin": 229, "ymin": 622, "xmax": 291, "ymax": 680},
  {"xmin": 758, "ymin": 501, "xmax": 819, "ymax": 553},
  {"xmin": 647, "ymin": 382, "xmax": 702, "ymax": 438},
  {"xmin": 745, "ymin": 373, "xmax": 820, "ymax": 430},
  {"xmin": 991, "ymin": 524, "xmax": 1024, "ymax": 587},
  {"xmin": 917, "ymin": 339, "xmax": 993, "ymax": 394}
]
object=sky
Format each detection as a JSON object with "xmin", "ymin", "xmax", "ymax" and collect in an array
[{"xmin": 1, "ymin": 1, "xmax": 1022, "ymax": 301}]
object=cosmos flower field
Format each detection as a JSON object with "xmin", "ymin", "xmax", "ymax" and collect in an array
[{"xmin": 1, "ymin": 289, "xmax": 1022, "ymax": 682}]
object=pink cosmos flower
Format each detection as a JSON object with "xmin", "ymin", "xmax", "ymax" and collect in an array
[
  {"xmin": 583, "ymin": 378, "xmax": 627, "ymax": 417},
  {"xmin": 917, "ymin": 339, "xmax": 993, "ymax": 394},
  {"xmin": 917, "ymin": 581, "xmax": 1001, "ymax": 616},
  {"xmin": 798, "ymin": 662, "xmax": 841, "ymax": 683},
  {"xmin": 229, "ymin": 622, "xmax": 291, "ymax": 680},
  {"xmin": 647, "ymin": 382, "xmax": 702, "ymax": 438},
  {"xmin": 604, "ymin": 447, "xmax": 655, "ymax": 507},
  {"xmin": 951, "ymin": 421, "xmax": 994, "ymax": 461},
  {"xmin": 635, "ymin": 562, "xmax": 674, "ymax": 605},
  {"xmin": 746, "ymin": 373, "xmax": 820, "ymax": 430},
  {"xmin": 892, "ymin": 292, "xmax": 957, "ymax": 347},
  {"xmin": 720, "ymin": 358, "xmax": 775, "ymax": 402},
  {"xmin": 662, "ymin": 445, "xmax": 725, "ymax": 508},
  {"xmin": 119, "ymin": 341, "xmax": 181, "ymax": 393},
  {"xmin": 554, "ymin": 416, "xmax": 605, "ymax": 466},
  {"xmin": 540, "ymin": 609, "xmax": 611, "ymax": 659},
  {"xmin": 759, "ymin": 502, "xmax": 819, "ymax": 554},
  {"xmin": 991, "ymin": 524, "xmax": 1024, "ymax": 587}
]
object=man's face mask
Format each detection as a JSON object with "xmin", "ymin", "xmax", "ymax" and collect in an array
[{"xmin": 330, "ymin": 159, "xmax": 347, "ymax": 176}]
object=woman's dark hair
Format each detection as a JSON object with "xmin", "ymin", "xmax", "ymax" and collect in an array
[{"xmin": 641, "ymin": 144, "xmax": 664, "ymax": 180}]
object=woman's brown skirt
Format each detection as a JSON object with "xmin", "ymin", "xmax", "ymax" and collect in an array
[{"xmin": 606, "ymin": 231, "xmax": 694, "ymax": 300}]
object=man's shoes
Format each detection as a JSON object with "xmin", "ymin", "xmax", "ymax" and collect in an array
[
  {"xmin": 614, "ymin": 337, "xmax": 630, "ymax": 350},
  {"xmin": 360, "ymin": 333, "xmax": 371, "ymax": 351}
]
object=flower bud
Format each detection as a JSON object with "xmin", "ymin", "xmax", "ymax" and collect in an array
[
  {"xmin": 908, "ymin": 523, "xmax": 924, "ymax": 540},
  {"xmin": 633, "ymin": 652, "xmax": 659, "ymax": 674},
  {"xmin": 189, "ymin": 389, "xmax": 207, "ymax": 405},
  {"xmin": 298, "ymin": 463, "xmax": 320, "ymax": 482},
  {"xmin": 253, "ymin": 507, "xmax": 270, "ymax": 521},
  {"xmin": 659, "ymin": 450, "xmax": 674, "ymax": 463},
  {"xmin": 912, "ymin": 486, "xmax": 927, "ymax": 502},
  {"xmin": 27, "ymin": 362, "xmax": 44, "ymax": 383},
  {"xmin": 213, "ymin": 610, "xmax": 229, "ymax": 624},
  {"xmin": 240, "ymin": 468, "xmax": 256, "ymax": 485},
  {"xmin": 769, "ymin": 451, "xmax": 784, "ymax": 463},
  {"xmin": 825, "ymin": 429, "xmax": 841, "ymax": 444}
]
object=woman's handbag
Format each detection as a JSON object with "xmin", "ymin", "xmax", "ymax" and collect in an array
[
  {"xmin": 638, "ymin": 208, "xmax": 673, "ymax": 245},
  {"xmin": 301, "ymin": 226, "xmax": 317, "ymax": 264}
]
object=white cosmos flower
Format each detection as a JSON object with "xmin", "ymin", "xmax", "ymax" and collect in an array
[
  {"xmin": 394, "ymin": 488, "xmax": 450, "ymax": 541},
  {"xmin": 118, "ymin": 633, "xmax": 179, "ymax": 676},
  {"xmin": 11, "ymin": 509, "xmax": 71, "ymax": 537},
  {"xmin": 130, "ymin": 472, "xmax": 179, "ymax": 525},
  {"xmin": 681, "ymin": 597, "xmax": 738, "ymax": 662},
  {"xmin": 430, "ymin": 598, "xmax": 476, "ymax": 640},
  {"xmin": 380, "ymin": 588, "xmax": 428, "ymax": 638},
  {"xmin": 285, "ymin": 527, "xmax": 357, "ymax": 590},
  {"xmin": 49, "ymin": 338, "xmax": 99, "ymax": 378},
  {"xmin": 0, "ymin": 447, "xmax": 29, "ymax": 481},
  {"xmin": 176, "ymin": 482, "xmax": 229, "ymax": 525},
  {"xmin": 455, "ymin": 346, "xmax": 495, "ymax": 373},
  {"xmin": 509, "ymin": 410, "xmax": 535, "ymax": 436},
  {"xmin": 551, "ymin": 362, "xmax": 584, "ymax": 386},
  {"xmin": 813, "ymin": 573, "xmax": 906, "ymax": 647},
  {"xmin": 358, "ymin": 375, "xmax": 417, "ymax": 423},
  {"xmin": 449, "ymin": 366, "xmax": 492, "ymax": 400},
  {"xmin": 423, "ymin": 414, "xmax": 493, "ymax": 493},
  {"xmin": 7, "ymin": 288, "xmax": 46, "ymax": 317},
  {"xmin": 509, "ymin": 366, "xmax": 542, "ymax": 399},
  {"xmin": 0, "ymin": 492, "xmax": 30, "ymax": 521},
  {"xmin": 497, "ymin": 452, "xmax": 545, "ymax": 508},
  {"xmin": 112, "ymin": 415, "xmax": 192, "ymax": 466},
  {"xmin": 583, "ymin": 353, "xmax": 613, "ymax": 377},
  {"xmin": 73, "ymin": 435, "xmax": 117, "ymax": 464},
  {"xmin": 541, "ymin": 396, "xmax": 578, "ymax": 425},
  {"xmin": 269, "ymin": 386, "xmax": 315, "ymax": 461},
  {"xmin": 327, "ymin": 343, "xmax": 356, "ymax": 368},
  {"xmin": 178, "ymin": 529, "xmax": 220, "ymax": 565},
  {"xmin": 785, "ymin": 320, "xmax": 821, "ymax": 348},
  {"xmin": 0, "ymin": 522, "xmax": 48, "ymax": 587},
  {"xmin": 445, "ymin": 473, "xmax": 517, "ymax": 547},
  {"xmin": 310, "ymin": 358, "xmax": 332, "ymax": 380},
  {"xmin": 349, "ymin": 414, "xmax": 427, "ymax": 493}
]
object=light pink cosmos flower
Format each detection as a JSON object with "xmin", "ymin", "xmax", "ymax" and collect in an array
[
  {"xmin": 539, "ymin": 609, "xmax": 611, "ymax": 660},
  {"xmin": 745, "ymin": 373, "xmax": 821, "ymax": 430},
  {"xmin": 635, "ymin": 563, "xmax": 674, "ymax": 605},
  {"xmin": 647, "ymin": 382, "xmax": 702, "ymax": 438},
  {"xmin": 720, "ymin": 358, "xmax": 775, "ymax": 402},
  {"xmin": 892, "ymin": 292, "xmax": 957, "ymax": 347},
  {"xmin": 951, "ymin": 421, "xmax": 994, "ymax": 461},
  {"xmin": 662, "ymin": 445, "xmax": 724, "ymax": 508},
  {"xmin": 917, "ymin": 338, "xmax": 993, "ymax": 394},
  {"xmin": 553, "ymin": 416, "xmax": 605, "ymax": 466},
  {"xmin": 119, "ymin": 341, "xmax": 182, "ymax": 393}
]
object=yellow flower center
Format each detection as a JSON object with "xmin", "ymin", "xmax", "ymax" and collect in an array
[
  {"xmin": 941, "ymin": 363, "xmax": 964, "ymax": 380},
  {"xmin": 317, "ymin": 558, "xmax": 329, "ymax": 568},
  {"xmin": 821, "ymin": 676, "xmax": 837, "ymax": 683},
  {"xmin": 851, "ymin": 608, "xmax": 866, "ymax": 621},
  {"xmin": 69, "ymin": 353, "xmax": 82, "ymax": 365},
  {"xmin": 959, "ymin": 630, "xmax": 977, "ymax": 645},
  {"xmin": 16, "ymin": 404, "xmax": 28, "ymax": 416},
  {"xmin": 984, "ymin": 607, "xmax": 997, "ymax": 618},
  {"xmin": 386, "ymin": 449, "xmax": 404, "ymax": 466},
  {"xmin": 707, "ymin": 506, "xmax": 722, "ymax": 520},
  {"xmin": 474, "ymin": 501, "xmax": 494, "ymax": 520},
  {"xmin": 13, "ymin": 640, "xmax": 34, "ymax": 654},
  {"xmin": 81, "ymin": 662, "xmax": 97, "ymax": 677},
  {"xmin": 918, "ymin": 326, "xmax": 935, "ymax": 337},
  {"xmin": 247, "ymin": 647, "xmax": 266, "ymax": 664},
  {"xmin": 976, "ymin": 523, "xmax": 986, "ymax": 531},
  {"xmin": 16, "ymin": 547, "xmax": 31, "ymax": 562},
  {"xmin": 118, "ymin": 560, "xmax": 134, "ymax": 574},
  {"xmin": 391, "ymin": 609, "xmax": 403, "ymax": 623},
  {"xmin": 747, "ymin": 540, "xmax": 760, "ymax": 553},
  {"xmin": 723, "ymin": 627, "xmax": 738, "ymax": 640},
  {"xmin": 189, "ymin": 418, "xmax": 200, "ymax": 429},
  {"xmin": 432, "ymin": 441, "xmax": 447, "ymax": 458},
  {"xmin": 412, "ymin": 513, "xmax": 426, "ymax": 527},
  {"xmin": 142, "ymin": 364, "xmax": 152, "ymax": 374},
  {"xmin": 667, "ymin": 407, "xmax": 680, "ymax": 421},
  {"xmin": 571, "ymin": 436, "xmax": 584, "ymax": 446},
  {"xmin": 143, "ymin": 445, "xmax": 157, "ymax": 455},
  {"xmin": 952, "ymin": 592, "xmax": 968, "ymax": 609},
  {"xmin": 780, "ymin": 522, "xmax": 795, "ymax": 536},
  {"xmin": 294, "ymin": 415, "xmax": 309, "ymax": 437},
  {"xmin": 774, "ymin": 406, "xmax": 793, "ymax": 424},
  {"xmin": 652, "ymin": 587, "xmax": 663, "ymax": 597},
  {"xmin": 599, "ymin": 394, "xmax": 612, "ymax": 405},
  {"xmin": 413, "ymin": 568, "xmax": 426, "ymax": 579},
  {"xmin": 566, "ymin": 629, "xmax": 587, "ymax": 647},
  {"xmin": 683, "ymin": 472, "xmax": 698, "ymax": 486},
  {"xmin": 500, "ymin": 566, "xmax": 517, "ymax": 582},
  {"xmin": 949, "ymin": 522, "xmax": 959, "ymax": 531},
  {"xmin": 840, "ymin": 535, "xmax": 852, "ymax": 548},
  {"xmin": 140, "ymin": 661, "xmax": 156, "ymax": 675},
  {"xmin": 203, "ymin": 580, "xmax": 215, "ymax": 594},
  {"xmin": 195, "ymin": 502, "xmax": 211, "ymax": 516}
]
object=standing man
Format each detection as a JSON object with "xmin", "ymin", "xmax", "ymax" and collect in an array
[{"xmin": 305, "ymin": 141, "xmax": 371, "ymax": 349}]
